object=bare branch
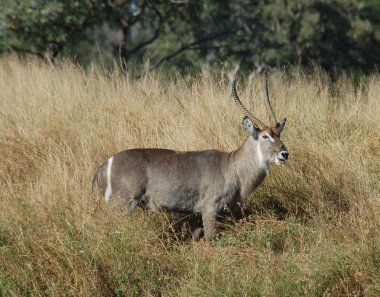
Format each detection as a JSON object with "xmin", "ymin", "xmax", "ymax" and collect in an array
[
  {"xmin": 128, "ymin": 27, "xmax": 161, "ymax": 57},
  {"xmin": 150, "ymin": 30, "xmax": 232, "ymax": 71},
  {"xmin": 169, "ymin": 0, "xmax": 189, "ymax": 3}
]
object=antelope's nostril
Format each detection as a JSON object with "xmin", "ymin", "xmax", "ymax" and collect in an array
[{"xmin": 280, "ymin": 151, "xmax": 289, "ymax": 160}]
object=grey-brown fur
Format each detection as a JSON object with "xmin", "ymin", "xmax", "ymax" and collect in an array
[{"xmin": 92, "ymin": 80, "xmax": 289, "ymax": 241}]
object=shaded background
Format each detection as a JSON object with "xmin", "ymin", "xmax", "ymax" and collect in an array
[{"xmin": 1, "ymin": 0, "xmax": 380, "ymax": 76}]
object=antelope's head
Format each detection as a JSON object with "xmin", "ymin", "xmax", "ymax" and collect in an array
[{"xmin": 232, "ymin": 79, "xmax": 288, "ymax": 167}]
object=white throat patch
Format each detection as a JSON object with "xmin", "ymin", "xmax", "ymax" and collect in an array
[{"xmin": 257, "ymin": 144, "xmax": 269, "ymax": 174}]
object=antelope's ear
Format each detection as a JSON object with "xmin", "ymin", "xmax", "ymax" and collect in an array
[
  {"xmin": 276, "ymin": 118, "xmax": 286, "ymax": 134},
  {"xmin": 243, "ymin": 116, "xmax": 259, "ymax": 140}
]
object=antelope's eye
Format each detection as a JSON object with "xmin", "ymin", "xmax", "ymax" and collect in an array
[{"xmin": 263, "ymin": 135, "xmax": 269, "ymax": 139}]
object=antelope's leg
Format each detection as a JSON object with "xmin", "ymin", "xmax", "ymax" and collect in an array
[
  {"xmin": 190, "ymin": 215, "xmax": 204, "ymax": 241},
  {"xmin": 126, "ymin": 199, "xmax": 139, "ymax": 216},
  {"xmin": 126, "ymin": 188, "xmax": 145, "ymax": 216},
  {"xmin": 191, "ymin": 227, "xmax": 204, "ymax": 241},
  {"xmin": 202, "ymin": 210, "xmax": 217, "ymax": 242}
]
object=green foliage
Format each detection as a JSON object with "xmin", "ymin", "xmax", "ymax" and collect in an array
[
  {"xmin": 0, "ymin": 274, "xmax": 18, "ymax": 297},
  {"xmin": 1, "ymin": 0, "xmax": 380, "ymax": 74},
  {"xmin": 0, "ymin": 228, "xmax": 12, "ymax": 248},
  {"xmin": 0, "ymin": 0, "xmax": 103, "ymax": 57}
]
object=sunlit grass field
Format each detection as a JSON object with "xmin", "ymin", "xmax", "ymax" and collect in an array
[{"xmin": 1, "ymin": 57, "xmax": 380, "ymax": 296}]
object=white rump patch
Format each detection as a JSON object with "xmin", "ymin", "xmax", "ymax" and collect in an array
[{"xmin": 105, "ymin": 157, "xmax": 114, "ymax": 202}]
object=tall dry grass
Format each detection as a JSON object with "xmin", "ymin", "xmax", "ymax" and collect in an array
[{"xmin": 0, "ymin": 56, "xmax": 379, "ymax": 296}]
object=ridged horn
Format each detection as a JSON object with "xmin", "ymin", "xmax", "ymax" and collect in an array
[
  {"xmin": 232, "ymin": 79, "xmax": 267, "ymax": 130},
  {"xmin": 263, "ymin": 79, "xmax": 277, "ymax": 126}
]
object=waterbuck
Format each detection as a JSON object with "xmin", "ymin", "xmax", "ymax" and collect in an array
[{"xmin": 92, "ymin": 79, "xmax": 288, "ymax": 241}]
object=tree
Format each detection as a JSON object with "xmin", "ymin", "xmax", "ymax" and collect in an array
[
  {"xmin": 1, "ymin": 0, "xmax": 379, "ymax": 75},
  {"xmin": 0, "ymin": 0, "xmax": 103, "ymax": 59}
]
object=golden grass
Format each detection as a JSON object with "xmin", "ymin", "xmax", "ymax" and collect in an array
[{"xmin": 0, "ymin": 56, "xmax": 379, "ymax": 296}]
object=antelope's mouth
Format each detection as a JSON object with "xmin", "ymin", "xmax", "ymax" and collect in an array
[
  {"xmin": 276, "ymin": 156, "xmax": 286, "ymax": 165},
  {"xmin": 275, "ymin": 151, "xmax": 288, "ymax": 166}
]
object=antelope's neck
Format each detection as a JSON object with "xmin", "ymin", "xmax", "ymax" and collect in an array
[{"xmin": 230, "ymin": 137, "xmax": 269, "ymax": 200}]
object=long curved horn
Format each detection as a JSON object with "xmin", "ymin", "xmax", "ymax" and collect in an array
[
  {"xmin": 232, "ymin": 80, "xmax": 267, "ymax": 129},
  {"xmin": 263, "ymin": 79, "xmax": 277, "ymax": 125}
]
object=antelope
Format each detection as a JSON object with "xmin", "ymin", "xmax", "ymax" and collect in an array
[{"xmin": 92, "ymin": 79, "xmax": 288, "ymax": 241}]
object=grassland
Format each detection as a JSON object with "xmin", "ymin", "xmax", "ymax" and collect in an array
[{"xmin": 0, "ymin": 57, "xmax": 379, "ymax": 296}]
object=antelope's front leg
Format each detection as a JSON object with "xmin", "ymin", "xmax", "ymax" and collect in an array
[
  {"xmin": 191, "ymin": 227, "xmax": 204, "ymax": 241},
  {"xmin": 202, "ymin": 210, "xmax": 217, "ymax": 242}
]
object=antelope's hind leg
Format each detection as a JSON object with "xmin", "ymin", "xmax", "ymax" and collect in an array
[
  {"xmin": 126, "ymin": 198, "xmax": 139, "ymax": 216},
  {"xmin": 126, "ymin": 188, "xmax": 146, "ymax": 216}
]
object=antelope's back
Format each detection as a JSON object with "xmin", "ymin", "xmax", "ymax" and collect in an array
[
  {"xmin": 144, "ymin": 149, "xmax": 232, "ymax": 213},
  {"xmin": 96, "ymin": 148, "xmax": 177, "ymax": 198}
]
